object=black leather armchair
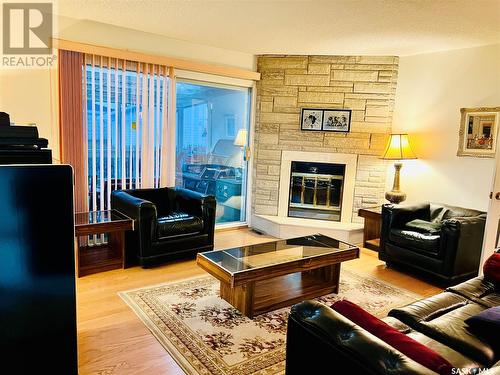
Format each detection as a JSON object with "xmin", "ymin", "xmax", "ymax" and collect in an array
[
  {"xmin": 111, "ymin": 187, "xmax": 216, "ymax": 267},
  {"xmin": 380, "ymin": 202, "xmax": 486, "ymax": 284}
]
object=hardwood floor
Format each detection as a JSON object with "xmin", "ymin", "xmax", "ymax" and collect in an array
[{"xmin": 76, "ymin": 228, "xmax": 441, "ymax": 375}]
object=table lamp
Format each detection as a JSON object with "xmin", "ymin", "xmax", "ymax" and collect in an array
[
  {"xmin": 380, "ymin": 133, "xmax": 416, "ymax": 204},
  {"xmin": 234, "ymin": 129, "xmax": 250, "ymax": 161}
]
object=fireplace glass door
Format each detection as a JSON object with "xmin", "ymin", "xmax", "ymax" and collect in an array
[{"xmin": 288, "ymin": 162, "xmax": 345, "ymax": 221}]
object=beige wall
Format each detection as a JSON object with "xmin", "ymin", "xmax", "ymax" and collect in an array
[
  {"xmin": 0, "ymin": 63, "xmax": 60, "ymax": 162},
  {"xmin": 56, "ymin": 17, "xmax": 256, "ymax": 71},
  {"xmin": 392, "ymin": 44, "xmax": 500, "ymax": 211}
]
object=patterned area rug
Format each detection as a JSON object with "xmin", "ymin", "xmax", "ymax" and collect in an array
[{"xmin": 119, "ymin": 269, "xmax": 420, "ymax": 375}]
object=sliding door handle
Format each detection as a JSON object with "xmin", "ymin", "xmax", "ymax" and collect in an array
[{"xmin": 496, "ymin": 192, "xmax": 500, "ymax": 200}]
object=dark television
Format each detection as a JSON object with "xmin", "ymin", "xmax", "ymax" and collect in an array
[{"xmin": 0, "ymin": 165, "xmax": 77, "ymax": 373}]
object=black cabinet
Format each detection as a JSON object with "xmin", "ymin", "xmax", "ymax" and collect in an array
[{"xmin": 0, "ymin": 165, "xmax": 77, "ymax": 373}]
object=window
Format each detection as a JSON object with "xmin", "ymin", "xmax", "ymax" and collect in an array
[
  {"xmin": 84, "ymin": 56, "xmax": 169, "ymax": 211},
  {"xmin": 83, "ymin": 56, "xmax": 252, "ymax": 227},
  {"xmin": 175, "ymin": 80, "xmax": 251, "ymax": 224}
]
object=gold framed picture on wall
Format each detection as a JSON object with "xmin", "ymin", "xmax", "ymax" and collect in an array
[{"xmin": 457, "ymin": 107, "xmax": 500, "ymax": 158}]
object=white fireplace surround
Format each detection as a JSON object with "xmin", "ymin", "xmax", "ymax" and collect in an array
[
  {"xmin": 251, "ymin": 151, "xmax": 363, "ymax": 243},
  {"xmin": 278, "ymin": 151, "xmax": 358, "ymax": 222}
]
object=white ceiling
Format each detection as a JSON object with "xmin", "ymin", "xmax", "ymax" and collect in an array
[{"xmin": 56, "ymin": 0, "xmax": 500, "ymax": 56}]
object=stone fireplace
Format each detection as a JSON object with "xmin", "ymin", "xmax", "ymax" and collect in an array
[{"xmin": 250, "ymin": 54, "xmax": 398, "ymax": 241}]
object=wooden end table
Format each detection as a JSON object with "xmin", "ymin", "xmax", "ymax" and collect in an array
[
  {"xmin": 196, "ymin": 234, "xmax": 359, "ymax": 318},
  {"xmin": 358, "ymin": 206, "xmax": 382, "ymax": 251},
  {"xmin": 74, "ymin": 210, "xmax": 134, "ymax": 277}
]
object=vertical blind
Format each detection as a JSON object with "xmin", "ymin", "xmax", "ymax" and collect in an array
[
  {"xmin": 59, "ymin": 50, "xmax": 87, "ymax": 212},
  {"xmin": 84, "ymin": 55, "xmax": 169, "ymax": 212}
]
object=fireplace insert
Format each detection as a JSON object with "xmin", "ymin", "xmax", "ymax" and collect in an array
[{"xmin": 288, "ymin": 161, "xmax": 345, "ymax": 221}]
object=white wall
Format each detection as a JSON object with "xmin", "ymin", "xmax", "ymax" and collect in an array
[
  {"xmin": 391, "ymin": 43, "xmax": 500, "ymax": 211},
  {"xmin": 0, "ymin": 63, "xmax": 60, "ymax": 162}
]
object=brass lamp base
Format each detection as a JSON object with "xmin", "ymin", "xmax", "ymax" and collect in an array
[
  {"xmin": 385, "ymin": 162, "xmax": 407, "ymax": 204},
  {"xmin": 385, "ymin": 190, "xmax": 407, "ymax": 204}
]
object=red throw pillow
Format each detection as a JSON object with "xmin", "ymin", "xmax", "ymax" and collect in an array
[
  {"xmin": 331, "ymin": 300, "xmax": 454, "ymax": 375},
  {"xmin": 483, "ymin": 252, "xmax": 500, "ymax": 285}
]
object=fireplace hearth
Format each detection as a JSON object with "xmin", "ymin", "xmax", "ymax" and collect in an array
[{"xmin": 288, "ymin": 161, "xmax": 345, "ymax": 221}]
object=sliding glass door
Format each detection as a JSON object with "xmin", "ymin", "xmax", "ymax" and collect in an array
[
  {"xmin": 83, "ymin": 58, "xmax": 252, "ymax": 227},
  {"xmin": 175, "ymin": 79, "xmax": 251, "ymax": 225}
]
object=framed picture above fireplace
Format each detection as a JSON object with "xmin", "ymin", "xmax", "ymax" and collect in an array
[
  {"xmin": 300, "ymin": 108, "xmax": 323, "ymax": 131},
  {"xmin": 300, "ymin": 108, "xmax": 351, "ymax": 133},
  {"xmin": 322, "ymin": 109, "xmax": 351, "ymax": 133}
]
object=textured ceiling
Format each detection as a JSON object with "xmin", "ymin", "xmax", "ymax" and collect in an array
[{"xmin": 56, "ymin": 0, "xmax": 500, "ymax": 56}]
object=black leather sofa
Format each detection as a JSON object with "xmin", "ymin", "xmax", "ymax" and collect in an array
[
  {"xmin": 380, "ymin": 202, "xmax": 486, "ymax": 284},
  {"xmin": 286, "ymin": 276, "xmax": 500, "ymax": 374},
  {"xmin": 111, "ymin": 187, "xmax": 216, "ymax": 267}
]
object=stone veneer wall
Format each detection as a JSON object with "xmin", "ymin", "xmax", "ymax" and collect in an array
[{"xmin": 252, "ymin": 55, "xmax": 399, "ymax": 222}]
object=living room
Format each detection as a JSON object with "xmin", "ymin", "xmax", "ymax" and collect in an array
[{"xmin": 0, "ymin": 1, "xmax": 499, "ymax": 374}]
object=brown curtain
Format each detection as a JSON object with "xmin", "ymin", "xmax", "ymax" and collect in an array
[{"xmin": 59, "ymin": 50, "xmax": 87, "ymax": 213}]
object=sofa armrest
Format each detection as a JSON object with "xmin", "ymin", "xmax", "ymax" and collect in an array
[
  {"xmin": 111, "ymin": 190, "xmax": 157, "ymax": 260},
  {"xmin": 111, "ymin": 190, "xmax": 157, "ymax": 222},
  {"xmin": 286, "ymin": 301, "xmax": 434, "ymax": 375},
  {"xmin": 174, "ymin": 187, "xmax": 214, "ymax": 215},
  {"xmin": 173, "ymin": 188, "xmax": 216, "ymax": 240},
  {"xmin": 440, "ymin": 215, "xmax": 486, "ymax": 278}
]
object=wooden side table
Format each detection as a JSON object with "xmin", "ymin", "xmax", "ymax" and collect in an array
[
  {"xmin": 358, "ymin": 206, "xmax": 382, "ymax": 251},
  {"xmin": 74, "ymin": 210, "xmax": 134, "ymax": 277}
]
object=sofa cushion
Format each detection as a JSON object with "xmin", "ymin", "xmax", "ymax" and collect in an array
[
  {"xmin": 390, "ymin": 202, "xmax": 431, "ymax": 228},
  {"xmin": 405, "ymin": 219, "xmax": 442, "ymax": 234},
  {"xmin": 407, "ymin": 331, "xmax": 483, "ymax": 370},
  {"xmin": 441, "ymin": 205, "xmax": 485, "ymax": 219},
  {"xmin": 390, "ymin": 293, "xmax": 496, "ymax": 366},
  {"xmin": 465, "ymin": 306, "xmax": 500, "ymax": 351},
  {"xmin": 157, "ymin": 212, "xmax": 203, "ymax": 238},
  {"xmin": 389, "ymin": 229, "xmax": 440, "ymax": 255},
  {"xmin": 447, "ymin": 277, "xmax": 496, "ymax": 300},
  {"xmin": 483, "ymin": 253, "xmax": 500, "ymax": 286},
  {"xmin": 382, "ymin": 316, "xmax": 412, "ymax": 333},
  {"xmin": 420, "ymin": 303, "xmax": 496, "ymax": 366},
  {"xmin": 389, "ymin": 292, "xmax": 469, "ymax": 325},
  {"xmin": 332, "ymin": 300, "xmax": 454, "ymax": 375},
  {"xmin": 480, "ymin": 293, "xmax": 500, "ymax": 307},
  {"xmin": 446, "ymin": 277, "xmax": 498, "ymax": 309}
]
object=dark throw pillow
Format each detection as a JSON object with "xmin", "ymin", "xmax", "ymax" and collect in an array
[
  {"xmin": 405, "ymin": 219, "xmax": 442, "ymax": 234},
  {"xmin": 331, "ymin": 299, "xmax": 454, "ymax": 375},
  {"xmin": 465, "ymin": 306, "xmax": 500, "ymax": 350},
  {"xmin": 483, "ymin": 252, "xmax": 500, "ymax": 285}
]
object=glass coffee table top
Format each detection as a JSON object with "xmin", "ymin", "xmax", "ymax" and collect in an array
[
  {"xmin": 75, "ymin": 210, "xmax": 130, "ymax": 226},
  {"xmin": 199, "ymin": 234, "xmax": 356, "ymax": 274}
]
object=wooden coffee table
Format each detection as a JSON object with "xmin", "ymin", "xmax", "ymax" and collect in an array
[{"xmin": 196, "ymin": 234, "xmax": 359, "ymax": 318}]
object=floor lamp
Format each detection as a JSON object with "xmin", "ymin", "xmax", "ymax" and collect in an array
[
  {"xmin": 234, "ymin": 129, "xmax": 249, "ymax": 162},
  {"xmin": 381, "ymin": 134, "xmax": 417, "ymax": 204}
]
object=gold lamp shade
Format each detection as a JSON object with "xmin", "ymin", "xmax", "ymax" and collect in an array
[
  {"xmin": 233, "ymin": 129, "xmax": 248, "ymax": 147},
  {"xmin": 381, "ymin": 134, "xmax": 417, "ymax": 204},
  {"xmin": 234, "ymin": 129, "xmax": 250, "ymax": 161},
  {"xmin": 381, "ymin": 134, "xmax": 417, "ymax": 160}
]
